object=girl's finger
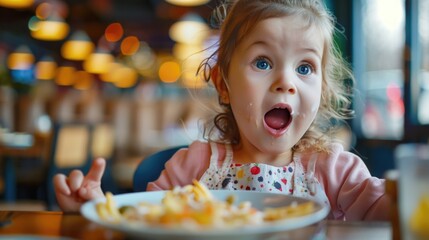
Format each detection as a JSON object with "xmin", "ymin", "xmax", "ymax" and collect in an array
[
  {"xmin": 53, "ymin": 174, "xmax": 71, "ymax": 195},
  {"xmin": 68, "ymin": 170, "xmax": 84, "ymax": 192},
  {"xmin": 79, "ymin": 185, "xmax": 105, "ymax": 201},
  {"xmin": 85, "ymin": 158, "xmax": 106, "ymax": 182}
]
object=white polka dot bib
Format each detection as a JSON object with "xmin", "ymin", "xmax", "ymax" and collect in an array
[{"xmin": 200, "ymin": 142, "xmax": 330, "ymax": 207}]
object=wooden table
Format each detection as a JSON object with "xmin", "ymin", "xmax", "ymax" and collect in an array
[
  {"xmin": 0, "ymin": 133, "xmax": 51, "ymax": 202},
  {"xmin": 0, "ymin": 210, "xmax": 392, "ymax": 240}
]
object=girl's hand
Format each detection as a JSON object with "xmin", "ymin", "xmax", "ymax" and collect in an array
[{"xmin": 53, "ymin": 158, "xmax": 106, "ymax": 212}]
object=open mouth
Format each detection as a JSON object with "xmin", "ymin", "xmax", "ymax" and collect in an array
[{"xmin": 264, "ymin": 107, "xmax": 292, "ymax": 132}]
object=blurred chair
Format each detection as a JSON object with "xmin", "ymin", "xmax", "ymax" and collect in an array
[
  {"xmin": 385, "ymin": 170, "xmax": 400, "ymax": 240},
  {"xmin": 133, "ymin": 145, "xmax": 187, "ymax": 192},
  {"xmin": 0, "ymin": 114, "xmax": 53, "ymax": 205},
  {"xmin": 13, "ymin": 130, "xmax": 53, "ymax": 203},
  {"xmin": 91, "ymin": 123, "xmax": 117, "ymax": 193},
  {"xmin": 45, "ymin": 123, "xmax": 92, "ymax": 210},
  {"xmin": 91, "ymin": 123, "xmax": 115, "ymax": 160}
]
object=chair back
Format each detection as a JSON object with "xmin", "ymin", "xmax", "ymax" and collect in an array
[
  {"xmin": 133, "ymin": 145, "xmax": 187, "ymax": 192},
  {"xmin": 91, "ymin": 123, "xmax": 115, "ymax": 160},
  {"xmin": 53, "ymin": 125, "xmax": 91, "ymax": 169}
]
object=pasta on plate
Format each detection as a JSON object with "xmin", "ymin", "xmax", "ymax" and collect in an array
[
  {"xmin": 95, "ymin": 181, "xmax": 315, "ymax": 230},
  {"xmin": 95, "ymin": 180, "xmax": 315, "ymax": 230}
]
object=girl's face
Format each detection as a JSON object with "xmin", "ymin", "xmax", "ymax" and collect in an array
[{"xmin": 222, "ymin": 15, "xmax": 324, "ymax": 156}]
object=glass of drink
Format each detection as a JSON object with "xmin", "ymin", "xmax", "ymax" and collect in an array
[{"xmin": 395, "ymin": 143, "xmax": 429, "ymax": 240}]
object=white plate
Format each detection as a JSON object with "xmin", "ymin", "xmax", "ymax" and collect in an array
[{"xmin": 81, "ymin": 190, "xmax": 329, "ymax": 240}]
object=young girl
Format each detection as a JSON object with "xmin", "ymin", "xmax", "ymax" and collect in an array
[{"xmin": 54, "ymin": 0, "xmax": 390, "ymax": 220}]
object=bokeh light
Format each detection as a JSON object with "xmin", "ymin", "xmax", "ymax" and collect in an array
[
  {"xmin": 105, "ymin": 22, "xmax": 124, "ymax": 42},
  {"xmin": 120, "ymin": 36, "xmax": 140, "ymax": 56},
  {"xmin": 55, "ymin": 66, "xmax": 76, "ymax": 86},
  {"xmin": 83, "ymin": 52, "xmax": 114, "ymax": 74},
  {"xmin": 35, "ymin": 2, "xmax": 53, "ymax": 19},
  {"xmin": 74, "ymin": 71, "xmax": 93, "ymax": 90},
  {"xmin": 7, "ymin": 46, "xmax": 35, "ymax": 70},
  {"xmin": 0, "ymin": 0, "xmax": 34, "ymax": 9},
  {"xmin": 159, "ymin": 61, "xmax": 181, "ymax": 83},
  {"xmin": 36, "ymin": 57, "xmax": 57, "ymax": 80},
  {"xmin": 112, "ymin": 66, "xmax": 138, "ymax": 88}
]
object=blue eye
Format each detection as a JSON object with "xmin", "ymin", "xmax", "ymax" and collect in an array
[
  {"xmin": 254, "ymin": 58, "xmax": 272, "ymax": 70},
  {"xmin": 296, "ymin": 64, "xmax": 312, "ymax": 75}
]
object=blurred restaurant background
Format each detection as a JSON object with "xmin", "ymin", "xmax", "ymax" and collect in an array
[{"xmin": 0, "ymin": 0, "xmax": 428, "ymax": 210}]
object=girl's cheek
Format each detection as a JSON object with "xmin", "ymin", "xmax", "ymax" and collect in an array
[
  {"xmin": 311, "ymin": 102, "xmax": 320, "ymax": 113},
  {"xmin": 246, "ymin": 103, "xmax": 253, "ymax": 120},
  {"xmin": 246, "ymin": 103, "xmax": 258, "ymax": 127}
]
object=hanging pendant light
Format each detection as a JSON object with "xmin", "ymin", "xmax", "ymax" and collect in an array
[
  {"xmin": 30, "ymin": 14, "xmax": 69, "ymax": 41},
  {"xmin": 74, "ymin": 71, "xmax": 93, "ymax": 90},
  {"xmin": 83, "ymin": 50, "xmax": 114, "ymax": 74},
  {"xmin": 169, "ymin": 13, "xmax": 210, "ymax": 44},
  {"xmin": 0, "ymin": 0, "xmax": 34, "ymax": 9},
  {"xmin": 99, "ymin": 62, "xmax": 122, "ymax": 83},
  {"xmin": 165, "ymin": 0, "xmax": 210, "ymax": 7},
  {"xmin": 55, "ymin": 66, "xmax": 76, "ymax": 86},
  {"xmin": 36, "ymin": 56, "xmax": 57, "ymax": 80},
  {"xmin": 113, "ymin": 66, "xmax": 138, "ymax": 88},
  {"xmin": 61, "ymin": 31, "xmax": 95, "ymax": 60},
  {"xmin": 7, "ymin": 45, "xmax": 35, "ymax": 70}
]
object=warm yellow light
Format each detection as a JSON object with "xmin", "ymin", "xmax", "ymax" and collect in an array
[
  {"xmin": 61, "ymin": 31, "xmax": 94, "ymax": 60},
  {"xmin": 99, "ymin": 62, "xmax": 122, "ymax": 82},
  {"xmin": 61, "ymin": 41, "xmax": 94, "ymax": 60},
  {"xmin": 172, "ymin": 42, "xmax": 204, "ymax": 60},
  {"xmin": 30, "ymin": 18, "xmax": 69, "ymax": 41},
  {"xmin": 165, "ymin": 0, "xmax": 210, "ymax": 7},
  {"xmin": 74, "ymin": 71, "xmax": 93, "ymax": 90},
  {"xmin": 182, "ymin": 71, "xmax": 207, "ymax": 88},
  {"xmin": 7, "ymin": 46, "xmax": 35, "ymax": 70},
  {"xmin": 172, "ymin": 42, "xmax": 207, "ymax": 88},
  {"xmin": 55, "ymin": 66, "xmax": 76, "ymax": 86},
  {"xmin": 169, "ymin": 13, "xmax": 210, "ymax": 44},
  {"xmin": 36, "ymin": 57, "xmax": 57, "ymax": 80},
  {"xmin": 0, "ymin": 0, "xmax": 34, "ymax": 8},
  {"xmin": 159, "ymin": 61, "xmax": 181, "ymax": 83},
  {"xmin": 83, "ymin": 52, "xmax": 114, "ymax": 74},
  {"xmin": 112, "ymin": 67, "xmax": 138, "ymax": 88}
]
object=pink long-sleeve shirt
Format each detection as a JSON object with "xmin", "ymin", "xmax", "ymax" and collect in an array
[{"xmin": 147, "ymin": 140, "xmax": 391, "ymax": 221}]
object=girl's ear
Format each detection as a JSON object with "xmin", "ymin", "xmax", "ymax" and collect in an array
[{"xmin": 211, "ymin": 65, "xmax": 230, "ymax": 104}]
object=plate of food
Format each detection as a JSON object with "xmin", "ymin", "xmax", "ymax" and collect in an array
[{"xmin": 81, "ymin": 180, "xmax": 329, "ymax": 240}]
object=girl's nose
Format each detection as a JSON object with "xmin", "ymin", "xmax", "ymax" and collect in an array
[{"xmin": 271, "ymin": 71, "xmax": 297, "ymax": 94}]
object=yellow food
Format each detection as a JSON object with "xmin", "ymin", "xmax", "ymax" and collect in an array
[
  {"xmin": 96, "ymin": 192, "xmax": 122, "ymax": 222},
  {"xmin": 264, "ymin": 201, "xmax": 315, "ymax": 221},
  {"xmin": 409, "ymin": 194, "xmax": 429, "ymax": 239},
  {"xmin": 95, "ymin": 180, "xmax": 315, "ymax": 230}
]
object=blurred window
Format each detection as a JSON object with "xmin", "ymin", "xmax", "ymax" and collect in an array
[
  {"xmin": 353, "ymin": 0, "xmax": 429, "ymax": 141},
  {"xmin": 353, "ymin": 0, "xmax": 405, "ymax": 140},
  {"xmin": 416, "ymin": 0, "xmax": 429, "ymax": 124}
]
